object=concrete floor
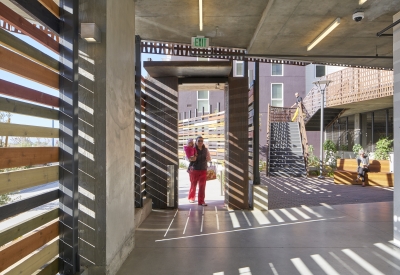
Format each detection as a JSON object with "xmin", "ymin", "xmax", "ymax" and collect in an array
[{"xmin": 117, "ymin": 171, "xmax": 397, "ymax": 275}]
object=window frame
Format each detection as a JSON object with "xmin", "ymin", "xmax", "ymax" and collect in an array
[
  {"xmin": 197, "ymin": 90, "xmax": 210, "ymax": 112},
  {"xmin": 271, "ymin": 63, "xmax": 283, "ymax": 76},
  {"xmin": 315, "ymin": 65, "xmax": 326, "ymax": 78},
  {"xmin": 235, "ymin": 61, "xmax": 244, "ymax": 77},
  {"xmin": 271, "ymin": 83, "xmax": 284, "ymax": 107}
]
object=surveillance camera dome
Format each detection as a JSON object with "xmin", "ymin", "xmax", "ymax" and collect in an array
[{"xmin": 353, "ymin": 11, "xmax": 364, "ymax": 22}]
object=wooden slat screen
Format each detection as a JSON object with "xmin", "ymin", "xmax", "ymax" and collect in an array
[{"xmin": 0, "ymin": 1, "xmax": 61, "ymax": 274}]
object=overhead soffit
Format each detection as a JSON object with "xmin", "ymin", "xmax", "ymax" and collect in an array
[{"xmin": 135, "ymin": 0, "xmax": 400, "ymax": 69}]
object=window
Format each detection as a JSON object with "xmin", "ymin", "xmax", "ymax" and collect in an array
[
  {"xmin": 271, "ymin": 64, "xmax": 283, "ymax": 76},
  {"xmin": 271, "ymin": 84, "xmax": 283, "ymax": 107},
  {"xmin": 235, "ymin": 61, "xmax": 244, "ymax": 76},
  {"xmin": 316, "ymin": 65, "xmax": 326, "ymax": 77},
  {"xmin": 197, "ymin": 90, "xmax": 209, "ymax": 113}
]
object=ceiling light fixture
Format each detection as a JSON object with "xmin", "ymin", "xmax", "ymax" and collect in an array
[
  {"xmin": 307, "ymin": 18, "xmax": 340, "ymax": 51},
  {"xmin": 199, "ymin": 0, "xmax": 203, "ymax": 31}
]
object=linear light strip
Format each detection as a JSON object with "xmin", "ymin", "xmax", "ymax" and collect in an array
[
  {"xmin": 199, "ymin": 0, "xmax": 203, "ymax": 31},
  {"xmin": 307, "ymin": 18, "xmax": 340, "ymax": 51}
]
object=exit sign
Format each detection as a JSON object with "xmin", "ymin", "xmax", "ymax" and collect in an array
[{"xmin": 191, "ymin": 37, "xmax": 209, "ymax": 48}]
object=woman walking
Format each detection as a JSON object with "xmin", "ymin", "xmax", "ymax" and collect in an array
[{"xmin": 188, "ymin": 136, "xmax": 211, "ymax": 206}]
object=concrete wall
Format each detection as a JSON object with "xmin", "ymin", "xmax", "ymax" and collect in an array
[
  {"xmin": 78, "ymin": 0, "xmax": 136, "ymax": 274},
  {"xmin": 393, "ymin": 11, "xmax": 400, "ymax": 247}
]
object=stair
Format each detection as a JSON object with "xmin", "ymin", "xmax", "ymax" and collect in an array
[{"xmin": 268, "ymin": 122, "xmax": 307, "ymax": 177}]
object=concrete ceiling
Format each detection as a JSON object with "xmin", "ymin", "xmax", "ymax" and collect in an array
[{"xmin": 135, "ymin": 0, "xmax": 400, "ymax": 69}]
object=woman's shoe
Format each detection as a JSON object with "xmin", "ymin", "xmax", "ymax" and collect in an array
[
  {"xmin": 199, "ymin": 203, "xmax": 207, "ymax": 206},
  {"xmin": 189, "ymin": 200, "xmax": 195, "ymax": 203}
]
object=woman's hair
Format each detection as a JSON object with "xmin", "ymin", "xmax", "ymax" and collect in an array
[{"xmin": 196, "ymin": 136, "xmax": 203, "ymax": 142}]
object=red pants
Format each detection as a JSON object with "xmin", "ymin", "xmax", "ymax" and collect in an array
[{"xmin": 188, "ymin": 170, "xmax": 207, "ymax": 205}]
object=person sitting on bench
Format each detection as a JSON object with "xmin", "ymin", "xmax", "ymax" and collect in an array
[{"xmin": 355, "ymin": 149, "xmax": 369, "ymax": 186}]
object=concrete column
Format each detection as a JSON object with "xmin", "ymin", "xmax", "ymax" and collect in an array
[
  {"xmin": 393, "ymin": 11, "xmax": 400, "ymax": 247},
  {"xmin": 354, "ymin": 113, "xmax": 361, "ymax": 145},
  {"xmin": 78, "ymin": 0, "xmax": 136, "ymax": 274}
]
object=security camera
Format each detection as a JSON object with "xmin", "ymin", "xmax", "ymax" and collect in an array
[{"xmin": 352, "ymin": 11, "xmax": 364, "ymax": 22}]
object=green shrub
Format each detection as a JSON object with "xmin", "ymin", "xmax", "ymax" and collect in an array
[
  {"xmin": 323, "ymin": 140, "xmax": 337, "ymax": 164},
  {"xmin": 374, "ymin": 137, "xmax": 393, "ymax": 160},
  {"xmin": 352, "ymin": 144, "xmax": 363, "ymax": 159}
]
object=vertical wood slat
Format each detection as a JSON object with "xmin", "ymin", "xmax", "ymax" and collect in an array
[
  {"xmin": 4, "ymin": 239, "xmax": 59, "ymax": 275},
  {"xmin": 0, "ymin": 166, "xmax": 59, "ymax": 195},
  {"xmin": 38, "ymin": 0, "xmax": 60, "ymax": 19},
  {"xmin": 0, "ymin": 28, "xmax": 59, "ymax": 72},
  {"xmin": 0, "ymin": 208, "xmax": 59, "ymax": 247},
  {"xmin": 0, "ymin": 47, "xmax": 59, "ymax": 90},
  {"xmin": 0, "ymin": 2, "xmax": 59, "ymax": 53},
  {"xmin": 0, "ymin": 80, "xmax": 59, "ymax": 108},
  {"xmin": 0, "ymin": 220, "xmax": 59, "ymax": 272},
  {"xmin": 0, "ymin": 147, "xmax": 59, "ymax": 169}
]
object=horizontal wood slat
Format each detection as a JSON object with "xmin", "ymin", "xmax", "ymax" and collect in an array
[
  {"xmin": 0, "ymin": 2, "xmax": 59, "ymax": 53},
  {"xmin": 0, "ymin": 189, "xmax": 59, "ymax": 222},
  {"xmin": 38, "ymin": 0, "xmax": 60, "ymax": 19},
  {"xmin": 0, "ymin": 208, "xmax": 58, "ymax": 247},
  {"xmin": 0, "ymin": 220, "xmax": 58, "ymax": 272},
  {"xmin": 0, "ymin": 80, "xmax": 59, "ymax": 107},
  {"xmin": 10, "ymin": 0, "xmax": 60, "ymax": 34},
  {"xmin": 0, "ymin": 28, "xmax": 59, "ymax": 72},
  {"xmin": 0, "ymin": 147, "xmax": 59, "ymax": 170},
  {"xmin": 0, "ymin": 47, "xmax": 59, "ymax": 90},
  {"xmin": 3, "ymin": 238, "xmax": 58, "ymax": 275},
  {"xmin": 36, "ymin": 256, "xmax": 59, "ymax": 275},
  {"xmin": 0, "ymin": 122, "xmax": 59, "ymax": 138},
  {"xmin": 0, "ymin": 166, "xmax": 59, "ymax": 195},
  {"xmin": 0, "ymin": 97, "xmax": 59, "ymax": 120}
]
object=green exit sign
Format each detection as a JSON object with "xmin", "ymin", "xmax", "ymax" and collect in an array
[{"xmin": 191, "ymin": 37, "xmax": 209, "ymax": 48}]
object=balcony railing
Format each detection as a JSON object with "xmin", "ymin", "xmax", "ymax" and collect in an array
[{"xmin": 303, "ymin": 68, "xmax": 394, "ymax": 120}]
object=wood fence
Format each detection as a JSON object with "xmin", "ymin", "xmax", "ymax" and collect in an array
[
  {"xmin": 178, "ymin": 111, "xmax": 225, "ymax": 163},
  {"xmin": 0, "ymin": 1, "xmax": 62, "ymax": 274}
]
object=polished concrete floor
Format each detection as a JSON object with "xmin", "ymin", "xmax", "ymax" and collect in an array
[{"xmin": 117, "ymin": 171, "xmax": 397, "ymax": 275}]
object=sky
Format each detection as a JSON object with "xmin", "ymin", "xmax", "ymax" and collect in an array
[{"xmin": 1, "ymin": 31, "xmax": 164, "ymax": 129}]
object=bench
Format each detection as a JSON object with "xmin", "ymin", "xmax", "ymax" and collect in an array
[{"xmin": 334, "ymin": 159, "xmax": 394, "ymax": 187}]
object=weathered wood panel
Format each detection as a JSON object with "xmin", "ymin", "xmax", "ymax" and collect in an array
[
  {"xmin": 0, "ymin": 80, "xmax": 59, "ymax": 107},
  {"xmin": 0, "ymin": 123, "xmax": 59, "ymax": 138},
  {"xmin": 4, "ymin": 239, "xmax": 58, "ymax": 275},
  {"xmin": 0, "ymin": 28, "xmax": 59, "ymax": 72},
  {"xmin": 0, "ymin": 97, "xmax": 59, "ymax": 120},
  {"xmin": 35, "ymin": 256, "xmax": 59, "ymax": 275},
  {"xmin": 0, "ymin": 220, "xmax": 58, "ymax": 272},
  {"xmin": 38, "ymin": 0, "xmax": 60, "ymax": 18},
  {"xmin": 0, "ymin": 2, "xmax": 59, "ymax": 53},
  {"xmin": 0, "ymin": 166, "xmax": 59, "ymax": 195},
  {"xmin": 0, "ymin": 190, "xmax": 59, "ymax": 221},
  {"xmin": 0, "ymin": 208, "xmax": 58, "ymax": 247},
  {"xmin": 0, "ymin": 47, "xmax": 59, "ymax": 90},
  {"xmin": 0, "ymin": 147, "xmax": 59, "ymax": 169},
  {"xmin": 10, "ymin": 0, "xmax": 60, "ymax": 34}
]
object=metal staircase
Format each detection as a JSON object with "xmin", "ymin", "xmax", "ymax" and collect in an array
[{"xmin": 269, "ymin": 122, "xmax": 307, "ymax": 177}]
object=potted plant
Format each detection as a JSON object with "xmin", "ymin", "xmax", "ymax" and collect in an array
[{"xmin": 374, "ymin": 137, "xmax": 393, "ymax": 160}]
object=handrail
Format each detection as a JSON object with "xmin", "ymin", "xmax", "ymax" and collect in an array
[{"xmin": 297, "ymin": 102, "xmax": 309, "ymax": 171}]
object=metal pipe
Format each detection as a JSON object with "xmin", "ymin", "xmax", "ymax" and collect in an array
[
  {"xmin": 318, "ymin": 90, "xmax": 325, "ymax": 179},
  {"xmin": 377, "ymin": 18, "xmax": 400, "ymax": 37}
]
